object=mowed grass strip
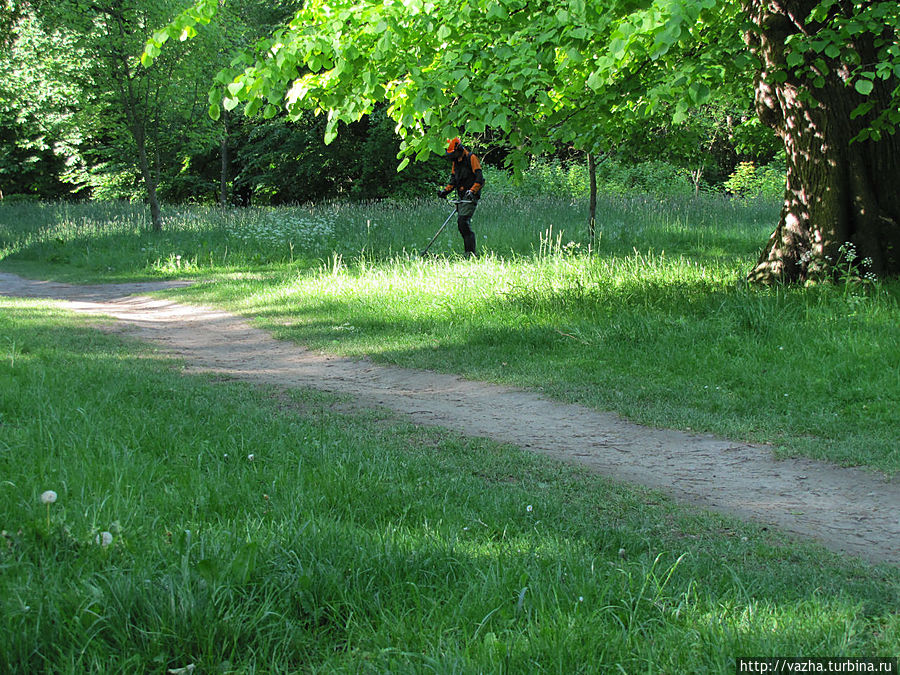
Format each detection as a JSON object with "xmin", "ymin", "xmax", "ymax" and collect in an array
[{"xmin": 1, "ymin": 299, "xmax": 897, "ymax": 673}]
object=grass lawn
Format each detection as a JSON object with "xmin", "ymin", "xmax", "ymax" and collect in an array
[
  {"xmin": 1, "ymin": 298, "xmax": 897, "ymax": 672},
  {"xmin": 1, "ymin": 195, "xmax": 899, "ymax": 670},
  {"xmin": 4, "ymin": 195, "xmax": 894, "ymax": 473}
]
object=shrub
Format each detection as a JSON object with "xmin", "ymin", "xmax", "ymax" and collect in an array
[
  {"xmin": 485, "ymin": 157, "xmax": 696, "ymax": 200},
  {"xmin": 723, "ymin": 159, "xmax": 786, "ymax": 200}
]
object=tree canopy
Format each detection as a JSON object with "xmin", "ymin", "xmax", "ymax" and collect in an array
[
  {"xmin": 146, "ymin": 0, "xmax": 900, "ymax": 281},
  {"xmin": 148, "ymin": 0, "xmax": 897, "ymax": 155}
]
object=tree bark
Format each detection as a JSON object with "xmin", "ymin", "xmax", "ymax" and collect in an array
[
  {"xmin": 743, "ymin": 0, "xmax": 900, "ymax": 283},
  {"xmin": 220, "ymin": 112, "xmax": 230, "ymax": 208},
  {"xmin": 134, "ymin": 124, "xmax": 162, "ymax": 232}
]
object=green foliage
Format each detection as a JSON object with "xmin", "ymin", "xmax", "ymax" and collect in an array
[
  {"xmin": 148, "ymin": 0, "xmax": 753, "ymax": 168},
  {"xmin": 0, "ymin": 11, "xmax": 87, "ymax": 198},
  {"xmin": 227, "ymin": 109, "xmax": 444, "ymax": 205},
  {"xmin": 723, "ymin": 158, "xmax": 787, "ymax": 200},
  {"xmin": 486, "ymin": 158, "xmax": 696, "ymax": 199},
  {"xmin": 782, "ymin": 0, "xmax": 900, "ymax": 139}
]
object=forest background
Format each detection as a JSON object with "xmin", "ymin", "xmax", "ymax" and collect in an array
[{"xmin": 0, "ymin": 0, "xmax": 786, "ymax": 210}]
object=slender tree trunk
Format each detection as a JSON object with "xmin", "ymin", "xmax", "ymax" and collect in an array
[
  {"xmin": 220, "ymin": 112, "xmax": 229, "ymax": 207},
  {"xmin": 110, "ymin": 9, "xmax": 163, "ymax": 232},
  {"xmin": 743, "ymin": 0, "xmax": 900, "ymax": 283},
  {"xmin": 134, "ymin": 124, "xmax": 162, "ymax": 231},
  {"xmin": 692, "ymin": 165, "xmax": 703, "ymax": 197},
  {"xmin": 588, "ymin": 151, "xmax": 597, "ymax": 246}
]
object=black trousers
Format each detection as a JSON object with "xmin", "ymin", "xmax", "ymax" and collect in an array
[{"xmin": 456, "ymin": 199, "xmax": 478, "ymax": 256}]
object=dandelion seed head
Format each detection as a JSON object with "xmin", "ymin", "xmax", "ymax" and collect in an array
[
  {"xmin": 247, "ymin": 454, "xmax": 255, "ymax": 461},
  {"xmin": 95, "ymin": 531, "xmax": 113, "ymax": 547},
  {"xmin": 526, "ymin": 504, "xmax": 533, "ymax": 512},
  {"xmin": 41, "ymin": 490, "xmax": 57, "ymax": 505}
]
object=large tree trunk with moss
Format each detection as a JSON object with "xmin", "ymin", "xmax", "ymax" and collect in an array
[{"xmin": 743, "ymin": 0, "xmax": 900, "ymax": 283}]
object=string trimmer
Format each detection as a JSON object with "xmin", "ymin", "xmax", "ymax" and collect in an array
[{"xmin": 420, "ymin": 200, "xmax": 472, "ymax": 257}]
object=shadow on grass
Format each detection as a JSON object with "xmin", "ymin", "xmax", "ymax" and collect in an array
[
  {"xmin": 1, "ymin": 301, "xmax": 897, "ymax": 671},
  {"xmin": 191, "ymin": 267, "xmax": 900, "ymax": 475}
]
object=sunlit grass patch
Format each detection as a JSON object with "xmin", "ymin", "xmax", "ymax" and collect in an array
[
  {"xmin": 2, "ymin": 195, "xmax": 898, "ymax": 473},
  {"xmin": 1, "ymin": 299, "xmax": 897, "ymax": 671},
  {"xmin": 169, "ymin": 244, "xmax": 900, "ymax": 474}
]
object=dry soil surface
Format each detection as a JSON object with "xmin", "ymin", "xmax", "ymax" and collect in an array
[{"xmin": 3, "ymin": 272, "xmax": 898, "ymax": 565}]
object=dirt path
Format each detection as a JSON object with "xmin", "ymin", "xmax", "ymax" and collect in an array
[{"xmin": 3, "ymin": 272, "xmax": 898, "ymax": 565}]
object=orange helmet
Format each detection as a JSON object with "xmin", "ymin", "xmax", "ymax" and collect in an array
[{"xmin": 445, "ymin": 137, "xmax": 463, "ymax": 158}]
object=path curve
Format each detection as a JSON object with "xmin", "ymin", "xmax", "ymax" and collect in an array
[{"xmin": 3, "ymin": 272, "xmax": 898, "ymax": 564}]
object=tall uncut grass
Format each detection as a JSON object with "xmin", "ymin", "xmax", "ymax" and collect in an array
[
  {"xmin": 0, "ymin": 300, "xmax": 897, "ymax": 672},
  {"xmin": 0, "ymin": 193, "xmax": 775, "ymax": 276},
  {"xmin": 1, "ymin": 194, "xmax": 898, "ymax": 474}
]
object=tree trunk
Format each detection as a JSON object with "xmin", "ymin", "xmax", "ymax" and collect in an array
[
  {"xmin": 743, "ymin": 0, "xmax": 900, "ymax": 283},
  {"xmin": 220, "ymin": 111, "xmax": 229, "ymax": 207},
  {"xmin": 588, "ymin": 151, "xmax": 597, "ymax": 246},
  {"xmin": 134, "ymin": 125, "xmax": 162, "ymax": 232},
  {"xmin": 109, "ymin": 10, "xmax": 163, "ymax": 232}
]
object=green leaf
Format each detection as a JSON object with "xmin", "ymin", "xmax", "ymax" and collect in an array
[
  {"xmin": 487, "ymin": 3, "xmax": 506, "ymax": 20},
  {"xmin": 228, "ymin": 543, "xmax": 259, "ymax": 585},
  {"xmin": 222, "ymin": 97, "xmax": 240, "ymax": 112},
  {"xmin": 689, "ymin": 82, "xmax": 710, "ymax": 105},
  {"xmin": 850, "ymin": 102, "xmax": 873, "ymax": 119},
  {"xmin": 854, "ymin": 78, "xmax": 874, "ymax": 95},
  {"xmin": 786, "ymin": 51, "xmax": 804, "ymax": 68},
  {"xmin": 586, "ymin": 70, "xmax": 603, "ymax": 91},
  {"xmin": 245, "ymin": 98, "xmax": 262, "ymax": 117},
  {"xmin": 324, "ymin": 119, "xmax": 338, "ymax": 145},
  {"xmin": 196, "ymin": 559, "xmax": 219, "ymax": 583},
  {"xmin": 208, "ymin": 103, "xmax": 221, "ymax": 121}
]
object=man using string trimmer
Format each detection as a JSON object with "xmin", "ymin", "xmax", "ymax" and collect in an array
[{"xmin": 437, "ymin": 137, "xmax": 484, "ymax": 257}]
